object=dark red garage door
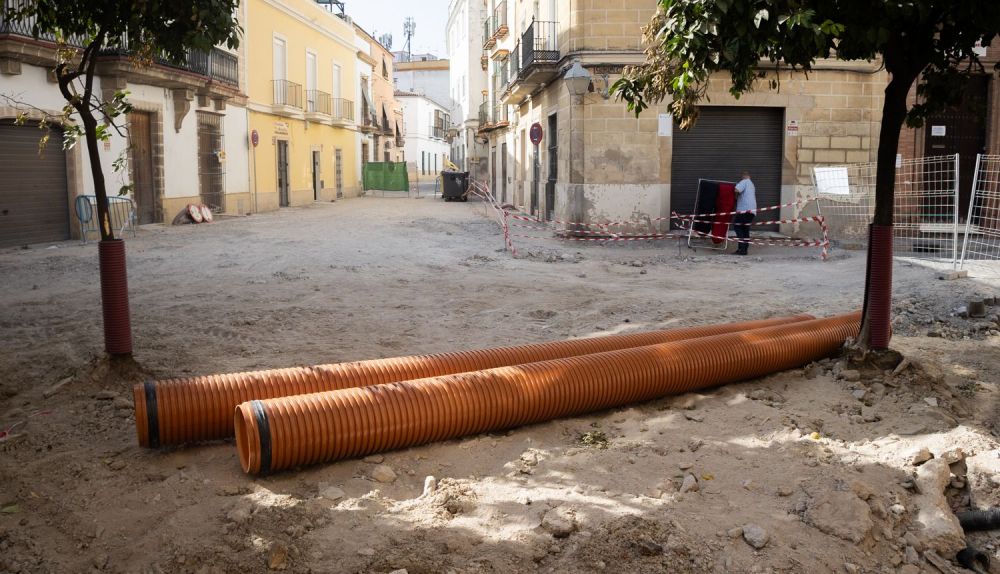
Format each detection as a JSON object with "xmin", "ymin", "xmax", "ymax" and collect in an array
[{"xmin": 0, "ymin": 120, "xmax": 70, "ymax": 247}]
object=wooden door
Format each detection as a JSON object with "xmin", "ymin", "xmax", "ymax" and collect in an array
[
  {"xmin": 277, "ymin": 140, "xmax": 290, "ymax": 206},
  {"xmin": 129, "ymin": 112, "xmax": 156, "ymax": 224}
]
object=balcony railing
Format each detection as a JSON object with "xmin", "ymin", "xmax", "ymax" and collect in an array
[
  {"xmin": 493, "ymin": 103, "xmax": 508, "ymax": 126},
  {"xmin": 332, "ymin": 98, "xmax": 355, "ymax": 121},
  {"xmin": 504, "ymin": 41, "xmax": 520, "ymax": 91},
  {"xmin": 306, "ymin": 89, "xmax": 331, "ymax": 114},
  {"xmin": 478, "ymin": 101, "xmax": 490, "ymax": 127},
  {"xmin": 521, "ymin": 19, "xmax": 559, "ymax": 68},
  {"xmin": 482, "ymin": 15, "xmax": 495, "ymax": 49},
  {"xmin": 273, "ymin": 80, "xmax": 303, "ymax": 108},
  {"xmin": 1, "ymin": 10, "xmax": 239, "ymax": 86},
  {"xmin": 492, "ymin": 1, "xmax": 508, "ymax": 39}
]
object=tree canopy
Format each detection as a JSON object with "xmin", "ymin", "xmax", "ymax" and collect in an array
[{"xmin": 613, "ymin": 0, "xmax": 1000, "ymax": 129}]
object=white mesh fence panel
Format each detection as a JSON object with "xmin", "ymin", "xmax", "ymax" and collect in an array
[
  {"xmin": 959, "ymin": 154, "xmax": 1000, "ymax": 276},
  {"xmin": 812, "ymin": 154, "xmax": 960, "ymax": 264}
]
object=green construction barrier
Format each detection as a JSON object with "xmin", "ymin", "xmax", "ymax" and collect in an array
[{"xmin": 363, "ymin": 162, "xmax": 410, "ymax": 192}]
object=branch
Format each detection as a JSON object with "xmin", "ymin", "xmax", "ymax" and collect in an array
[{"xmin": 82, "ymin": 28, "xmax": 108, "ymax": 104}]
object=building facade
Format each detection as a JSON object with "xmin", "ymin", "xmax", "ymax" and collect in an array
[
  {"xmin": 0, "ymin": 6, "xmax": 249, "ymax": 246},
  {"xmin": 355, "ymin": 25, "xmax": 404, "ymax": 164},
  {"xmin": 477, "ymin": 0, "xmax": 888, "ymax": 231},
  {"xmin": 397, "ymin": 91, "xmax": 451, "ymax": 178},
  {"xmin": 394, "ymin": 56, "xmax": 452, "ymax": 113},
  {"xmin": 245, "ymin": 0, "xmax": 359, "ymax": 211},
  {"xmin": 446, "ymin": 0, "xmax": 488, "ymax": 179}
]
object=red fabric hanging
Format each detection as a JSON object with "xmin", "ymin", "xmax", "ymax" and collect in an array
[{"xmin": 712, "ymin": 182, "xmax": 736, "ymax": 244}]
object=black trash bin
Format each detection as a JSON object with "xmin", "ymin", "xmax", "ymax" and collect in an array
[{"xmin": 441, "ymin": 171, "xmax": 469, "ymax": 202}]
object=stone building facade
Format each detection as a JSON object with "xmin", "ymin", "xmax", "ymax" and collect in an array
[{"xmin": 477, "ymin": 0, "xmax": 888, "ymax": 233}]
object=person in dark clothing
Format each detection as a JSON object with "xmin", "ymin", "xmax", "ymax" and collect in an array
[{"xmin": 733, "ymin": 171, "xmax": 756, "ymax": 255}]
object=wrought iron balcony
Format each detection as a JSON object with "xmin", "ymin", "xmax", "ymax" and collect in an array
[
  {"xmin": 0, "ymin": 9, "xmax": 239, "ymax": 87},
  {"xmin": 306, "ymin": 89, "xmax": 332, "ymax": 115},
  {"xmin": 492, "ymin": 1, "xmax": 508, "ymax": 39},
  {"xmin": 483, "ymin": 15, "xmax": 495, "ymax": 50},
  {"xmin": 502, "ymin": 20, "xmax": 559, "ymax": 105},
  {"xmin": 478, "ymin": 101, "xmax": 490, "ymax": 128},
  {"xmin": 273, "ymin": 80, "xmax": 303, "ymax": 108},
  {"xmin": 332, "ymin": 98, "xmax": 355, "ymax": 121},
  {"xmin": 521, "ymin": 19, "xmax": 558, "ymax": 68}
]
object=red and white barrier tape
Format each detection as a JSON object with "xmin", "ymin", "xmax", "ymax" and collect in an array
[{"xmin": 472, "ymin": 189, "xmax": 828, "ymax": 259}]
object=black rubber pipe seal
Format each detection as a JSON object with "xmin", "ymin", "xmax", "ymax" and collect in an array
[
  {"xmin": 251, "ymin": 400, "xmax": 272, "ymax": 474},
  {"xmin": 143, "ymin": 380, "xmax": 160, "ymax": 448}
]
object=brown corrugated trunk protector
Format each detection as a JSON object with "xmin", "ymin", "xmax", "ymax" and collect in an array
[
  {"xmin": 135, "ymin": 314, "xmax": 813, "ymax": 447},
  {"xmin": 236, "ymin": 312, "xmax": 860, "ymax": 474}
]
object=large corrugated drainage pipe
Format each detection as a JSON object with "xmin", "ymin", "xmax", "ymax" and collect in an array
[
  {"xmin": 135, "ymin": 314, "xmax": 813, "ymax": 447},
  {"xmin": 235, "ymin": 312, "xmax": 860, "ymax": 475}
]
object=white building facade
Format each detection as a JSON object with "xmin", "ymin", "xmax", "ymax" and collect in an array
[
  {"xmin": 397, "ymin": 92, "xmax": 451, "ymax": 177},
  {"xmin": 0, "ymin": 9, "xmax": 250, "ymax": 246},
  {"xmin": 445, "ymin": 0, "xmax": 488, "ymax": 179}
]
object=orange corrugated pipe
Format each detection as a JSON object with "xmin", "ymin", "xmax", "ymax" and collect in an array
[
  {"xmin": 235, "ymin": 312, "xmax": 860, "ymax": 474},
  {"xmin": 134, "ymin": 314, "xmax": 813, "ymax": 447}
]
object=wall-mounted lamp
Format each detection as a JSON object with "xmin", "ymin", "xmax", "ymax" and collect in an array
[
  {"xmin": 564, "ymin": 61, "xmax": 591, "ymax": 98},
  {"xmin": 564, "ymin": 61, "xmax": 611, "ymax": 101}
]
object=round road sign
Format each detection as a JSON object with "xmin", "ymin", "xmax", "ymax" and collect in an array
[{"xmin": 529, "ymin": 122, "xmax": 543, "ymax": 145}]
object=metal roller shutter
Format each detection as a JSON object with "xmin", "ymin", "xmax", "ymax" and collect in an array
[
  {"xmin": 671, "ymin": 107, "xmax": 783, "ymax": 230},
  {"xmin": 0, "ymin": 120, "xmax": 70, "ymax": 247}
]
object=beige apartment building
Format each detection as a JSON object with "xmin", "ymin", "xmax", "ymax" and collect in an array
[
  {"xmin": 355, "ymin": 25, "xmax": 405, "ymax": 163},
  {"xmin": 478, "ymin": 0, "xmax": 888, "ymax": 230}
]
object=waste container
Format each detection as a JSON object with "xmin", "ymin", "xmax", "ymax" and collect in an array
[{"xmin": 441, "ymin": 171, "xmax": 469, "ymax": 202}]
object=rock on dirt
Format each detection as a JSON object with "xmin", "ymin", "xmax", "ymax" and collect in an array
[
  {"xmin": 742, "ymin": 524, "xmax": 769, "ymax": 549},
  {"xmin": 807, "ymin": 491, "xmax": 873, "ymax": 544},
  {"xmin": 541, "ymin": 506, "xmax": 577, "ymax": 538},
  {"xmin": 679, "ymin": 474, "xmax": 699, "ymax": 493},
  {"xmin": 370, "ymin": 465, "xmax": 397, "ymax": 483},
  {"xmin": 913, "ymin": 458, "xmax": 966, "ymax": 557},
  {"xmin": 320, "ymin": 486, "xmax": 345, "ymax": 501},
  {"xmin": 910, "ymin": 447, "xmax": 933, "ymax": 466},
  {"xmin": 268, "ymin": 542, "xmax": 288, "ymax": 570}
]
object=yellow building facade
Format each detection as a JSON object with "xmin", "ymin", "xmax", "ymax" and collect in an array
[{"xmin": 246, "ymin": 0, "xmax": 360, "ymax": 212}]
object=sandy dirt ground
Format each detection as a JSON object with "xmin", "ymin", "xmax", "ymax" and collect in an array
[{"xmin": 1, "ymin": 194, "xmax": 999, "ymax": 574}]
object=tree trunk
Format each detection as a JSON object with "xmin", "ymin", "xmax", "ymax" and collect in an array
[
  {"xmin": 857, "ymin": 70, "xmax": 920, "ymax": 349},
  {"xmin": 80, "ymin": 110, "xmax": 116, "ymax": 242}
]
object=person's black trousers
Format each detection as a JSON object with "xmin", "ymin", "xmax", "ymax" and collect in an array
[{"xmin": 733, "ymin": 212, "xmax": 755, "ymax": 253}]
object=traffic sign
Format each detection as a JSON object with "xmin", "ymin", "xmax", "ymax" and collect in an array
[{"xmin": 529, "ymin": 122, "xmax": 543, "ymax": 145}]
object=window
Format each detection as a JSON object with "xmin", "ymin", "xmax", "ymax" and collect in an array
[
  {"xmin": 305, "ymin": 51, "xmax": 317, "ymax": 112},
  {"xmin": 272, "ymin": 37, "xmax": 286, "ymax": 80},
  {"xmin": 332, "ymin": 63, "xmax": 342, "ymax": 98},
  {"xmin": 382, "ymin": 59, "xmax": 388, "ymax": 79}
]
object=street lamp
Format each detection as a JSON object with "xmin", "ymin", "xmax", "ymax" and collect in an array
[{"xmin": 564, "ymin": 61, "xmax": 591, "ymax": 99}]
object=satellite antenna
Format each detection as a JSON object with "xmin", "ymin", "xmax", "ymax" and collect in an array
[
  {"xmin": 378, "ymin": 33, "xmax": 393, "ymax": 49},
  {"xmin": 403, "ymin": 17, "xmax": 415, "ymax": 62}
]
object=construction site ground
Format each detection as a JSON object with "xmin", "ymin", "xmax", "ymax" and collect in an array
[{"xmin": 1, "ymin": 194, "xmax": 999, "ymax": 574}]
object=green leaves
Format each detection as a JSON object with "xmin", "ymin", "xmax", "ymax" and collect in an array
[{"xmin": 614, "ymin": 0, "xmax": 1000, "ymax": 131}]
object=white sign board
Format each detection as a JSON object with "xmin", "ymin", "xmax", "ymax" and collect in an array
[
  {"xmin": 786, "ymin": 120, "xmax": 799, "ymax": 136},
  {"xmin": 657, "ymin": 113, "xmax": 672, "ymax": 137},
  {"xmin": 931, "ymin": 125, "xmax": 946, "ymax": 137},
  {"xmin": 814, "ymin": 166, "xmax": 851, "ymax": 196}
]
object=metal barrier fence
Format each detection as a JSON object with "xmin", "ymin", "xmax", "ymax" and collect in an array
[
  {"xmin": 812, "ymin": 154, "xmax": 961, "ymax": 264},
  {"xmin": 959, "ymin": 154, "xmax": 1000, "ymax": 276}
]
